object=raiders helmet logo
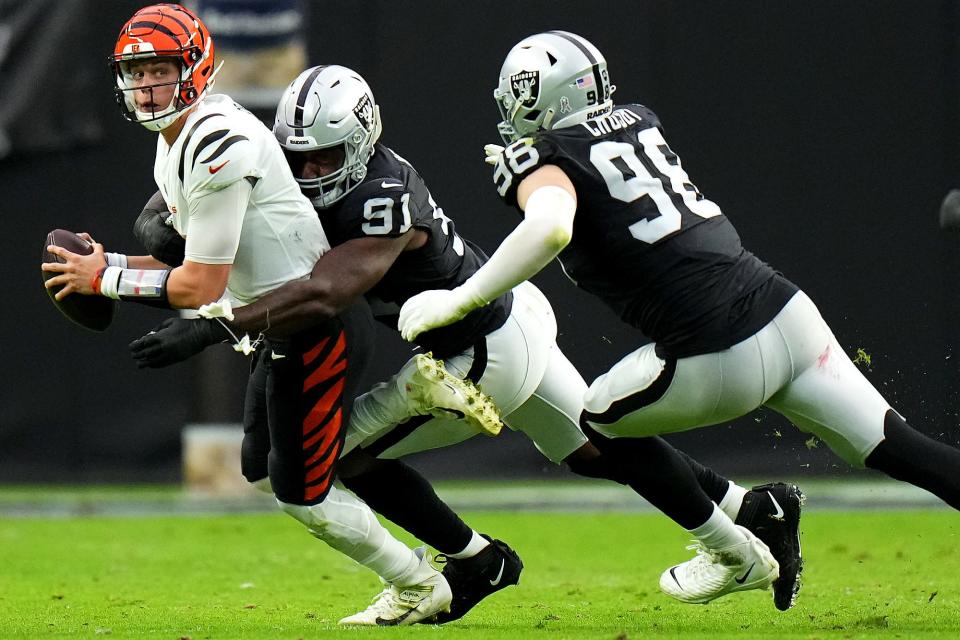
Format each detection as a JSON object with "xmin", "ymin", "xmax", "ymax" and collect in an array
[
  {"xmin": 510, "ymin": 70, "xmax": 540, "ymax": 108},
  {"xmin": 353, "ymin": 94, "xmax": 374, "ymax": 131}
]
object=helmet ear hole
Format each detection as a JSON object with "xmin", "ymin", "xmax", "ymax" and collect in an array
[{"xmin": 523, "ymin": 109, "xmax": 542, "ymax": 122}]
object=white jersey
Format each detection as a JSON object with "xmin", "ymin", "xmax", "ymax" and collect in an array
[{"xmin": 153, "ymin": 93, "xmax": 328, "ymax": 305}]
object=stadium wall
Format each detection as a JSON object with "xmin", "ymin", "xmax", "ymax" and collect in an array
[{"xmin": 2, "ymin": 0, "xmax": 958, "ymax": 482}]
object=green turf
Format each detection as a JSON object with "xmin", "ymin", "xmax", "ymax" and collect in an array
[{"xmin": 1, "ymin": 510, "xmax": 958, "ymax": 639}]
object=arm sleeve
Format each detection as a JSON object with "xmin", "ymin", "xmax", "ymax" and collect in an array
[
  {"xmin": 459, "ymin": 185, "xmax": 576, "ymax": 306},
  {"xmin": 182, "ymin": 179, "xmax": 252, "ymax": 264}
]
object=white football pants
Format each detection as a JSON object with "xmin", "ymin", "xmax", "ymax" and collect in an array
[
  {"xmin": 347, "ymin": 281, "xmax": 589, "ymax": 463},
  {"xmin": 584, "ymin": 290, "xmax": 892, "ymax": 466}
]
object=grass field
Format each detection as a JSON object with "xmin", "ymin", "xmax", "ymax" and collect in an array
[{"xmin": 1, "ymin": 494, "xmax": 959, "ymax": 640}]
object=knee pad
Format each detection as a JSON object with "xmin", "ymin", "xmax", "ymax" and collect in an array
[{"xmin": 277, "ymin": 486, "xmax": 381, "ymax": 550}]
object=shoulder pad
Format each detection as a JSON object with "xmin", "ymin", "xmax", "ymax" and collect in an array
[
  {"xmin": 624, "ymin": 104, "xmax": 661, "ymax": 130},
  {"xmin": 491, "ymin": 136, "xmax": 548, "ymax": 204},
  {"xmin": 179, "ymin": 113, "xmax": 259, "ymax": 197}
]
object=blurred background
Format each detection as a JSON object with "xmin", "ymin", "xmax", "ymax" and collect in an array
[{"xmin": 2, "ymin": 0, "xmax": 959, "ymax": 488}]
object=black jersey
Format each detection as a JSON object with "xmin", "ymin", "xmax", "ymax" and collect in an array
[
  {"xmin": 322, "ymin": 143, "xmax": 512, "ymax": 358},
  {"xmin": 492, "ymin": 104, "xmax": 796, "ymax": 358}
]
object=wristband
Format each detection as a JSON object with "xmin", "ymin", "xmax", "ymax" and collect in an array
[
  {"xmin": 105, "ymin": 252, "xmax": 128, "ymax": 268},
  {"xmin": 99, "ymin": 266, "xmax": 122, "ymax": 299},
  {"xmin": 99, "ymin": 267, "xmax": 168, "ymax": 304},
  {"xmin": 91, "ymin": 266, "xmax": 107, "ymax": 295}
]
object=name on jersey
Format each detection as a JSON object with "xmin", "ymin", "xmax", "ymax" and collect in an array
[{"xmin": 581, "ymin": 108, "xmax": 641, "ymax": 137}]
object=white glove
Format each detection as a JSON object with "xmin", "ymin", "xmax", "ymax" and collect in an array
[
  {"xmin": 398, "ymin": 285, "xmax": 485, "ymax": 342},
  {"xmin": 484, "ymin": 143, "xmax": 505, "ymax": 166}
]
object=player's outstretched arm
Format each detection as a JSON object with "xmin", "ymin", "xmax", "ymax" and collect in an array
[
  {"xmin": 228, "ymin": 233, "xmax": 413, "ymax": 337},
  {"xmin": 128, "ymin": 232, "xmax": 415, "ymax": 369},
  {"xmin": 398, "ymin": 165, "xmax": 576, "ymax": 342}
]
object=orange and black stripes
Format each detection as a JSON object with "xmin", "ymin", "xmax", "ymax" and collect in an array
[{"xmin": 300, "ymin": 330, "xmax": 348, "ymax": 502}]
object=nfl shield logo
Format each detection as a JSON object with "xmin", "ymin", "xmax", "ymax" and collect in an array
[{"xmin": 510, "ymin": 70, "xmax": 540, "ymax": 108}]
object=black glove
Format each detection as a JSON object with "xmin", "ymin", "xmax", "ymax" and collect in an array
[
  {"xmin": 133, "ymin": 190, "xmax": 185, "ymax": 267},
  {"xmin": 129, "ymin": 317, "xmax": 230, "ymax": 368}
]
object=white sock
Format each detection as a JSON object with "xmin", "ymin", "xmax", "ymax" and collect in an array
[
  {"xmin": 347, "ymin": 360, "xmax": 420, "ymax": 446},
  {"xmin": 278, "ymin": 487, "xmax": 437, "ymax": 586},
  {"xmin": 448, "ymin": 531, "xmax": 490, "ymax": 559},
  {"xmin": 717, "ymin": 481, "xmax": 749, "ymax": 521},
  {"xmin": 688, "ymin": 504, "xmax": 748, "ymax": 550}
]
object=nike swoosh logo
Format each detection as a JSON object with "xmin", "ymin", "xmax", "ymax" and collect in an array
[
  {"xmin": 735, "ymin": 563, "xmax": 755, "ymax": 584},
  {"xmin": 668, "ymin": 566, "xmax": 684, "ymax": 590},
  {"xmin": 270, "ymin": 352, "xmax": 286, "ymax": 360},
  {"xmin": 489, "ymin": 559, "xmax": 505, "ymax": 586},
  {"xmin": 375, "ymin": 606, "xmax": 418, "ymax": 626},
  {"xmin": 380, "ymin": 180, "xmax": 404, "ymax": 189},
  {"xmin": 767, "ymin": 491, "xmax": 785, "ymax": 521},
  {"xmin": 208, "ymin": 160, "xmax": 230, "ymax": 174}
]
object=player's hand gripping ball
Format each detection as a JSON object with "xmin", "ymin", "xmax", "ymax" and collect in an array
[{"xmin": 41, "ymin": 229, "xmax": 117, "ymax": 332}]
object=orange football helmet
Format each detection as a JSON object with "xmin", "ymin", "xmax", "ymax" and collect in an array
[{"xmin": 110, "ymin": 3, "xmax": 217, "ymax": 131}]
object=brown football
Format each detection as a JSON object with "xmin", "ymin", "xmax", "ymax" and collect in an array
[{"xmin": 42, "ymin": 229, "xmax": 117, "ymax": 332}]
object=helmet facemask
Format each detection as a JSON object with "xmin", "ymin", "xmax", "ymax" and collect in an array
[
  {"xmin": 283, "ymin": 132, "xmax": 374, "ymax": 208},
  {"xmin": 111, "ymin": 4, "xmax": 218, "ymax": 132},
  {"xmin": 113, "ymin": 57, "xmax": 189, "ymax": 132},
  {"xmin": 494, "ymin": 83, "xmax": 555, "ymax": 144}
]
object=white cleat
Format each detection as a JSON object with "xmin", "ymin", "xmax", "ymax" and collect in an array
[
  {"xmin": 659, "ymin": 525, "xmax": 779, "ymax": 604},
  {"xmin": 339, "ymin": 554, "xmax": 452, "ymax": 626},
  {"xmin": 401, "ymin": 353, "xmax": 503, "ymax": 436}
]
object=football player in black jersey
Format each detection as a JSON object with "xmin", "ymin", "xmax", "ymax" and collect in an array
[
  {"xmin": 398, "ymin": 30, "xmax": 960, "ymax": 607},
  {"xmin": 132, "ymin": 65, "xmax": 802, "ymax": 616}
]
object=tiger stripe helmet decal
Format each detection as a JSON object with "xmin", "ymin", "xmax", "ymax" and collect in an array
[{"xmin": 110, "ymin": 4, "xmax": 217, "ymax": 131}]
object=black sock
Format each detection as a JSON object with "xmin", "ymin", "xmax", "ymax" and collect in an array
[
  {"xmin": 865, "ymin": 409, "xmax": 960, "ymax": 510},
  {"xmin": 581, "ymin": 420, "xmax": 714, "ymax": 529},
  {"xmin": 340, "ymin": 458, "xmax": 474, "ymax": 553},
  {"xmin": 673, "ymin": 445, "xmax": 732, "ymax": 504}
]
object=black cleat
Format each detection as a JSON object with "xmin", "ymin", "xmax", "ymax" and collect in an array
[
  {"xmin": 735, "ymin": 482, "xmax": 805, "ymax": 611},
  {"xmin": 424, "ymin": 535, "xmax": 523, "ymax": 624}
]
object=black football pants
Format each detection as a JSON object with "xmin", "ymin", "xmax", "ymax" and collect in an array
[{"xmin": 240, "ymin": 302, "xmax": 375, "ymax": 506}]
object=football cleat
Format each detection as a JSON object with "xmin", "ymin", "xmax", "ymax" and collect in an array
[
  {"xmin": 400, "ymin": 353, "xmax": 503, "ymax": 436},
  {"xmin": 659, "ymin": 525, "xmax": 779, "ymax": 604},
  {"xmin": 423, "ymin": 535, "xmax": 524, "ymax": 624},
  {"xmin": 339, "ymin": 550, "xmax": 452, "ymax": 626},
  {"xmin": 735, "ymin": 482, "xmax": 805, "ymax": 611}
]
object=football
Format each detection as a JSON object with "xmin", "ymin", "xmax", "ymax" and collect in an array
[{"xmin": 41, "ymin": 229, "xmax": 117, "ymax": 332}]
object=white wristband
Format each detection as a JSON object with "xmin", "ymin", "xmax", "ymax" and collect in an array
[
  {"xmin": 100, "ymin": 266, "xmax": 122, "ymax": 300},
  {"xmin": 105, "ymin": 252, "xmax": 128, "ymax": 268}
]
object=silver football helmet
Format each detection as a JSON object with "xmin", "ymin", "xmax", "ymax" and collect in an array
[
  {"xmin": 494, "ymin": 31, "xmax": 615, "ymax": 143},
  {"xmin": 274, "ymin": 65, "xmax": 382, "ymax": 208}
]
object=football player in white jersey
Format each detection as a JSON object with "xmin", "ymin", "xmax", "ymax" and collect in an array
[
  {"xmin": 130, "ymin": 63, "xmax": 806, "ymax": 617},
  {"xmin": 39, "ymin": 4, "xmax": 502, "ymax": 626},
  {"xmin": 398, "ymin": 30, "xmax": 960, "ymax": 607}
]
